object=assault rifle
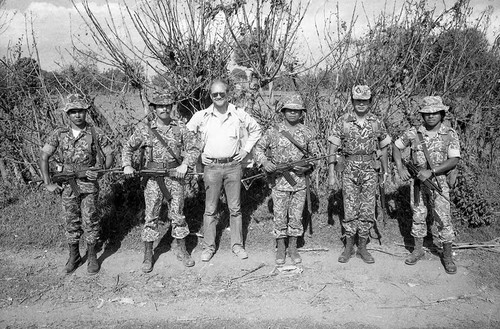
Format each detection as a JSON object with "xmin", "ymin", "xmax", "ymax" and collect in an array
[
  {"xmin": 402, "ymin": 159, "xmax": 451, "ymax": 203},
  {"xmin": 241, "ymin": 155, "xmax": 328, "ymax": 190},
  {"xmin": 378, "ymin": 171, "xmax": 388, "ymax": 226},
  {"xmin": 33, "ymin": 168, "xmax": 123, "ymax": 197}
]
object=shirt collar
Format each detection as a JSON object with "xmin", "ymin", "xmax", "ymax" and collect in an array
[
  {"xmin": 345, "ymin": 112, "xmax": 376, "ymax": 123},
  {"xmin": 207, "ymin": 103, "xmax": 236, "ymax": 116},
  {"xmin": 417, "ymin": 123, "xmax": 448, "ymax": 136},
  {"xmin": 150, "ymin": 120, "xmax": 178, "ymax": 129}
]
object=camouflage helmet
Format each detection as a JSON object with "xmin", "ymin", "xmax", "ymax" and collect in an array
[
  {"xmin": 149, "ymin": 92, "xmax": 175, "ymax": 106},
  {"xmin": 61, "ymin": 94, "xmax": 91, "ymax": 112},
  {"xmin": 279, "ymin": 94, "xmax": 306, "ymax": 112},
  {"xmin": 351, "ymin": 85, "xmax": 372, "ymax": 100},
  {"xmin": 419, "ymin": 96, "xmax": 449, "ymax": 113}
]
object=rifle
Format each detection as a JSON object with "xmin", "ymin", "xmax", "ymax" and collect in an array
[
  {"xmin": 133, "ymin": 168, "xmax": 201, "ymax": 201},
  {"xmin": 378, "ymin": 171, "xmax": 388, "ymax": 226},
  {"xmin": 33, "ymin": 168, "xmax": 123, "ymax": 197},
  {"xmin": 402, "ymin": 159, "xmax": 451, "ymax": 203},
  {"xmin": 241, "ymin": 154, "xmax": 329, "ymax": 190}
]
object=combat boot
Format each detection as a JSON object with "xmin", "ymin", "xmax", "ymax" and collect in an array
[
  {"xmin": 86, "ymin": 243, "xmax": 100, "ymax": 275},
  {"xmin": 405, "ymin": 237, "xmax": 425, "ymax": 265},
  {"xmin": 176, "ymin": 238, "xmax": 195, "ymax": 267},
  {"xmin": 142, "ymin": 241, "xmax": 154, "ymax": 273},
  {"xmin": 275, "ymin": 238, "xmax": 286, "ymax": 265},
  {"xmin": 442, "ymin": 242, "xmax": 457, "ymax": 274},
  {"xmin": 65, "ymin": 243, "xmax": 82, "ymax": 274},
  {"xmin": 288, "ymin": 236, "xmax": 302, "ymax": 264},
  {"xmin": 357, "ymin": 236, "xmax": 375, "ymax": 264},
  {"xmin": 338, "ymin": 235, "xmax": 355, "ymax": 263}
]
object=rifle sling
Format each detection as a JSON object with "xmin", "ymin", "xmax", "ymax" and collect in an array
[
  {"xmin": 90, "ymin": 127, "xmax": 106, "ymax": 168},
  {"xmin": 68, "ymin": 177, "xmax": 81, "ymax": 197},
  {"xmin": 279, "ymin": 130, "xmax": 311, "ymax": 157},
  {"xmin": 155, "ymin": 176, "xmax": 172, "ymax": 201},
  {"xmin": 416, "ymin": 131, "xmax": 442, "ymax": 191},
  {"xmin": 148, "ymin": 125, "xmax": 182, "ymax": 165}
]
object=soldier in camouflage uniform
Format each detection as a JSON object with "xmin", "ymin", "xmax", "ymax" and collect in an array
[
  {"xmin": 122, "ymin": 93, "xmax": 200, "ymax": 272},
  {"xmin": 328, "ymin": 85, "xmax": 391, "ymax": 264},
  {"xmin": 393, "ymin": 96, "xmax": 460, "ymax": 274},
  {"xmin": 254, "ymin": 94, "xmax": 319, "ymax": 265},
  {"xmin": 40, "ymin": 94, "xmax": 114, "ymax": 275}
]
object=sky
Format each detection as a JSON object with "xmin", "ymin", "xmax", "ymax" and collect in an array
[{"xmin": 1, "ymin": 0, "xmax": 499, "ymax": 71}]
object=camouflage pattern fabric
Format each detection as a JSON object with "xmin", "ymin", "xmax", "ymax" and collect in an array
[
  {"xmin": 271, "ymin": 189, "xmax": 306, "ymax": 238},
  {"xmin": 122, "ymin": 120, "xmax": 199, "ymax": 168},
  {"xmin": 142, "ymin": 176, "xmax": 189, "ymax": 242},
  {"xmin": 395, "ymin": 125, "xmax": 460, "ymax": 169},
  {"xmin": 254, "ymin": 122, "xmax": 319, "ymax": 192},
  {"xmin": 42, "ymin": 125, "xmax": 113, "ymax": 193},
  {"xmin": 328, "ymin": 112, "xmax": 391, "ymax": 238},
  {"xmin": 122, "ymin": 120, "xmax": 200, "ymax": 242},
  {"xmin": 62, "ymin": 185, "xmax": 99, "ymax": 244},
  {"xmin": 342, "ymin": 161, "xmax": 377, "ymax": 237},
  {"xmin": 395, "ymin": 124, "xmax": 460, "ymax": 243},
  {"xmin": 410, "ymin": 176, "xmax": 454, "ymax": 242},
  {"xmin": 328, "ymin": 112, "xmax": 390, "ymax": 156},
  {"xmin": 42, "ymin": 124, "xmax": 112, "ymax": 243}
]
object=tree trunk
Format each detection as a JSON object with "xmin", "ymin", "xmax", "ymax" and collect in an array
[{"xmin": 0, "ymin": 158, "xmax": 8, "ymax": 183}]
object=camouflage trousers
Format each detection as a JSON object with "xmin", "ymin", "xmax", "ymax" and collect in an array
[
  {"xmin": 61, "ymin": 185, "xmax": 99, "ymax": 244},
  {"xmin": 142, "ymin": 176, "xmax": 189, "ymax": 242},
  {"xmin": 410, "ymin": 176, "xmax": 454, "ymax": 243},
  {"xmin": 342, "ymin": 163, "xmax": 377, "ymax": 238},
  {"xmin": 271, "ymin": 188, "xmax": 306, "ymax": 238}
]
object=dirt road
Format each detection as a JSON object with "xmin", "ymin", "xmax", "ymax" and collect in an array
[{"xmin": 1, "ymin": 239, "xmax": 499, "ymax": 329}]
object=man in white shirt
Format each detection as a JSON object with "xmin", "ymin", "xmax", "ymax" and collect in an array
[{"xmin": 187, "ymin": 79, "xmax": 261, "ymax": 262}]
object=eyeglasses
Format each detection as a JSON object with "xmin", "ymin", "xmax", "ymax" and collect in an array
[{"xmin": 211, "ymin": 92, "xmax": 226, "ymax": 98}]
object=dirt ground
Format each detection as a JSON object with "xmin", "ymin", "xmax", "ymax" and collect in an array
[{"xmin": 1, "ymin": 218, "xmax": 499, "ymax": 329}]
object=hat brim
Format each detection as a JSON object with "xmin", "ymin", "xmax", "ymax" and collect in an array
[
  {"xmin": 62, "ymin": 103, "xmax": 91, "ymax": 112},
  {"xmin": 149, "ymin": 101, "xmax": 175, "ymax": 106},
  {"xmin": 352, "ymin": 96, "xmax": 371, "ymax": 100},
  {"xmin": 281, "ymin": 104, "xmax": 306, "ymax": 111},
  {"xmin": 419, "ymin": 105, "xmax": 449, "ymax": 113}
]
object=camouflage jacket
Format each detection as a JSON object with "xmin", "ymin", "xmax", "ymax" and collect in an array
[
  {"xmin": 254, "ymin": 122, "xmax": 319, "ymax": 191},
  {"xmin": 328, "ymin": 112, "xmax": 391, "ymax": 156},
  {"xmin": 122, "ymin": 120, "xmax": 200, "ymax": 169},
  {"xmin": 394, "ymin": 124, "xmax": 461, "ymax": 169},
  {"xmin": 42, "ymin": 123, "xmax": 113, "ymax": 193}
]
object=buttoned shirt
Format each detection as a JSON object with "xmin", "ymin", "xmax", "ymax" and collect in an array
[
  {"xmin": 254, "ymin": 122, "xmax": 319, "ymax": 191},
  {"xmin": 122, "ymin": 120, "xmax": 200, "ymax": 168},
  {"xmin": 186, "ymin": 103, "xmax": 261, "ymax": 158},
  {"xmin": 328, "ymin": 112, "xmax": 391, "ymax": 155},
  {"xmin": 394, "ymin": 124, "xmax": 460, "ymax": 168}
]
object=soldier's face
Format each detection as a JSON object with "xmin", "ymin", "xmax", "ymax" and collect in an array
[
  {"xmin": 422, "ymin": 111, "xmax": 442, "ymax": 127},
  {"xmin": 155, "ymin": 104, "xmax": 173, "ymax": 121},
  {"xmin": 352, "ymin": 99, "xmax": 371, "ymax": 114},
  {"xmin": 210, "ymin": 83, "xmax": 228, "ymax": 107},
  {"xmin": 283, "ymin": 108, "xmax": 303, "ymax": 124},
  {"xmin": 67, "ymin": 109, "xmax": 87, "ymax": 127}
]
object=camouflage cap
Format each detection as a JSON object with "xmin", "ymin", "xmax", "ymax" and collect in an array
[
  {"xmin": 419, "ymin": 96, "xmax": 449, "ymax": 113},
  {"xmin": 351, "ymin": 85, "xmax": 372, "ymax": 100},
  {"xmin": 149, "ymin": 92, "xmax": 175, "ymax": 106},
  {"xmin": 279, "ymin": 94, "xmax": 306, "ymax": 112},
  {"xmin": 61, "ymin": 94, "xmax": 91, "ymax": 112}
]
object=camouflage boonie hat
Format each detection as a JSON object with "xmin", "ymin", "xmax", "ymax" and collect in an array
[
  {"xmin": 61, "ymin": 94, "xmax": 91, "ymax": 112},
  {"xmin": 351, "ymin": 85, "xmax": 372, "ymax": 100},
  {"xmin": 279, "ymin": 94, "xmax": 306, "ymax": 112},
  {"xmin": 149, "ymin": 92, "xmax": 175, "ymax": 106},
  {"xmin": 419, "ymin": 96, "xmax": 449, "ymax": 113}
]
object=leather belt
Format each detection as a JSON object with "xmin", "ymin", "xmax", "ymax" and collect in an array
[
  {"xmin": 208, "ymin": 157, "xmax": 234, "ymax": 164},
  {"xmin": 147, "ymin": 161, "xmax": 178, "ymax": 169}
]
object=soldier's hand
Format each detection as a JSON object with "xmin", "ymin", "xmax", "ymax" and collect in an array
[
  {"xmin": 328, "ymin": 177, "xmax": 337, "ymax": 190},
  {"xmin": 417, "ymin": 169, "xmax": 432, "ymax": 182},
  {"xmin": 398, "ymin": 168, "xmax": 411, "ymax": 181},
  {"xmin": 44, "ymin": 183, "xmax": 62, "ymax": 194},
  {"xmin": 174, "ymin": 163, "xmax": 188, "ymax": 179},
  {"xmin": 123, "ymin": 165, "xmax": 136, "ymax": 178},
  {"xmin": 262, "ymin": 160, "xmax": 277, "ymax": 173},
  {"xmin": 86, "ymin": 169, "xmax": 99, "ymax": 181},
  {"xmin": 233, "ymin": 150, "xmax": 248, "ymax": 163},
  {"xmin": 201, "ymin": 153, "xmax": 212, "ymax": 165}
]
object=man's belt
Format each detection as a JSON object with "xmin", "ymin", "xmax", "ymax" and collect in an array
[
  {"xmin": 346, "ymin": 154, "xmax": 373, "ymax": 162},
  {"xmin": 207, "ymin": 157, "xmax": 235, "ymax": 164},
  {"xmin": 146, "ymin": 161, "xmax": 178, "ymax": 169}
]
